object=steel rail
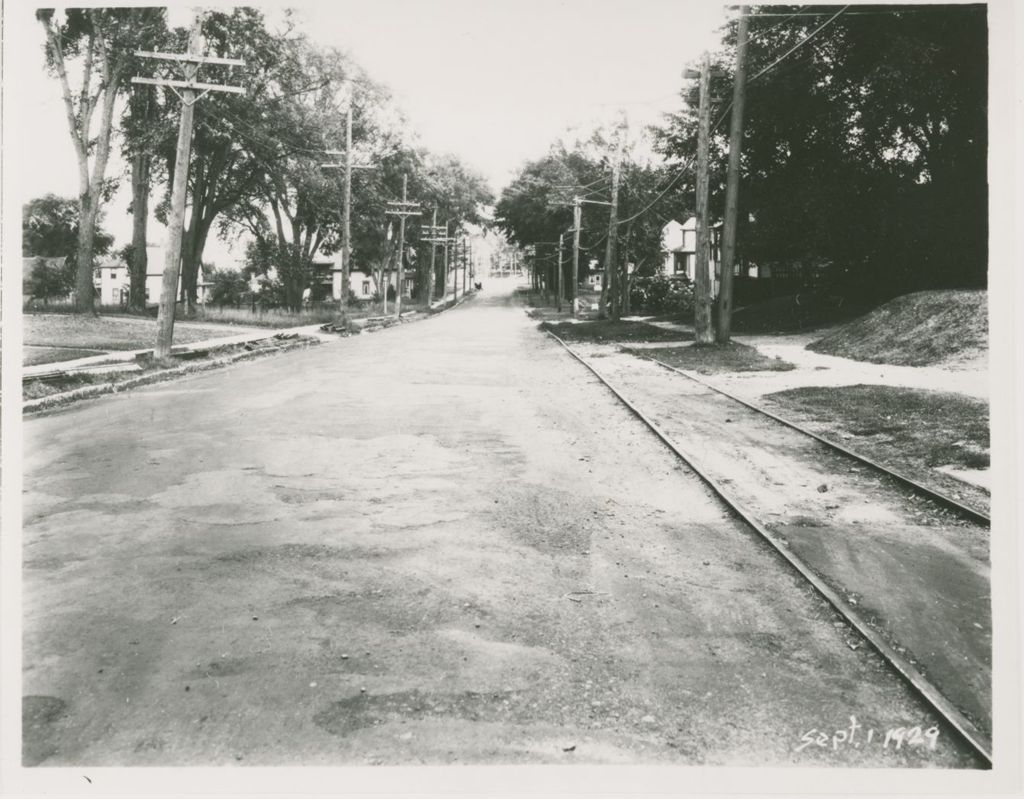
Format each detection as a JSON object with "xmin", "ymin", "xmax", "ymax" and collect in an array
[
  {"xmin": 544, "ymin": 330, "xmax": 993, "ymax": 767},
  {"xmin": 637, "ymin": 352, "xmax": 990, "ymax": 526}
]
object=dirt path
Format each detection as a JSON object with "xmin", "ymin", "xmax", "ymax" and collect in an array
[
  {"xmin": 624, "ymin": 319, "xmax": 988, "ymax": 401},
  {"xmin": 21, "ymin": 280, "xmax": 981, "ymax": 767}
]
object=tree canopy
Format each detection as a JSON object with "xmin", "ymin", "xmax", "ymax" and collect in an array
[
  {"xmin": 655, "ymin": 4, "xmax": 988, "ymax": 299},
  {"xmin": 36, "ymin": 8, "xmax": 495, "ymax": 315},
  {"xmin": 23, "ymin": 194, "xmax": 114, "ymax": 261}
]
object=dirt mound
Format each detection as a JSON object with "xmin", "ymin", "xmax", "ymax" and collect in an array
[{"xmin": 807, "ymin": 290, "xmax": 987, "ymax": 366}]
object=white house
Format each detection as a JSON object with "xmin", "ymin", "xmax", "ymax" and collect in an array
[
  {"xmin": 328, "ymin": 261, "xmax": 379, "ymax": 302},
  {"xmin": 94, "ymin": 244, "xmax": 211, "ymax": 307},
  {"xmin": 661, "ymin": 217, "xmax": 727, "ymax": 297},
  {"xmin": 661, "ymin": 218, "xmax": 762, "ymax": 294}
]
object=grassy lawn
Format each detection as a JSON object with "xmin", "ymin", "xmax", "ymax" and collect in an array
[
  {"xmin": 628, "ymin": 342, "xmax": 796, "ymax": 374},
  {"xmin": 807, "ymin": 290, "xmax": 988, "ymax": 366},
  {"xmin": 23, "ymin": 314, "xmax": 250, "ymax": 355},
  {"xmin": 541, "ymin": 320, "xmax": 692, "ymax": 344},
  {"xmin": 194, "ymin": 305, "xmax": 342, "ymax": 328},
  {"xmin": 649, "ymin": 293, "xmax": 869, "ymax": 334},
  {"xmin": 24, "ymin": 346, "xmax": 108, "ymax": 366},
  {"xmin": 193, "ymin": 300, "xmax": 442, "ymax": 328},
  {"xmin": 763, "ymin": 385, "xmax": 990, "ymax": 503}
]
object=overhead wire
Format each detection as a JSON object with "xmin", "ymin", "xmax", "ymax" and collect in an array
[
  {"xmin": 711, "ymin": 7, "xmax": 848, "ymax": 131},
  {"xmin": 602, "ymin": 6, "xmax": 847, "ymax": 228}
]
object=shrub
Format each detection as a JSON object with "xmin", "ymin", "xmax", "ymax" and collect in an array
[{"xmin": 630, "ymin": 274, "xmax": 694, "ymax": 315}]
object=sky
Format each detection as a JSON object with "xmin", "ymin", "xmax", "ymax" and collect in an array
[{"xmin": 9, "ymin": 0, "xmax": 730, "ymax": 264}]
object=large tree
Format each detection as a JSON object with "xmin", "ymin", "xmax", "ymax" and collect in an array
[
  {"xmin": 656, "ymin": 4, "xmax": 988, "ymax": 300},
  {"xmin": 496, "ymin": 131, "xmax": 684, "ymax": 301},
  {"xmin": 22, "ymin": 194, "xmax": 114, "ymax": 261},
  {"xmin": 38, "ymin": 7, "xmax": 164, "ymax": 313},
  {"xmin": 158, "ymin": 9, "xmax": 317, "ymax": 314},
  {"xmin": 223, "ymin": 35, "xmax": 355, "ymax": 310}
]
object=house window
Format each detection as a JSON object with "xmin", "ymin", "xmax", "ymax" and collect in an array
[
  {"xmin": 110, "ymin": 270, "xmax": 118, "ymax": 280},
  {"xmin": 362, "ymin": 281, "xmax": 370, "ymax": 296}
]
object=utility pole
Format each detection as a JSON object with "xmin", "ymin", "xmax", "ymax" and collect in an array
[
  {"xmin": 463, "ymin": 238, "xmax": 469, "ymax": 295},
  {"xmin": 453, "ymin": 235, "xmax": 459, "ymax": 303},
  {"xmin": 323, "ymin": 104, "xmax": 376, "ymax": 314},
  {"xmin": 343, "ymin": 103, "xmax": 352, "ymax": 311},
  {"xmin": 603, "ymin": 139, "xmax": 623, "ymax": 320},
  {"xmin": 385, "ymin": 173, "xmax": 422, "ymax": 317},
  {"xmin": 693, "ymin": 50, "xmax": 715, "ymax": 344},
  {"xmin": 717, "ymin": 7, "xmax": 749, "ymax": 344},
  {"xmin": 133, "ymin": 15, "xmax": 244, "ymax": 359},
  {"xmin": 382, "ymin": 222, "xmax": 392, "ymax": 315},
  {"xmin": 443, "ymin": 221, "xmax": 451, "ymax": 301},
  {"xmin": 557, "ymin": 233, "xmax": 565, "ymax": 312},
  {"xmin": 328, "ymin": 103, "xmax": 355, "ymax": 312},
  {"xmin": 421, "ymin": 209, "xmax": 447, "ymax": 307},
  {"xmin": 572, "ymin": 197, "xmax": 582, "ymax": 317}
]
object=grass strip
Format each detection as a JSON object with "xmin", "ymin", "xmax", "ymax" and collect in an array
[{"xmin": 628, "ymin": 342, "xmax": 796, "ymax": 375}]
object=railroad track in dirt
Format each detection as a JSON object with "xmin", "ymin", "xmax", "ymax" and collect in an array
[
  {"xmin": 639, "ymin": 351, "xmax": 990, "ymax": 525},
  {"xmin": 545, "ymin": 329, "xmax": 993, "ymax": 767}
]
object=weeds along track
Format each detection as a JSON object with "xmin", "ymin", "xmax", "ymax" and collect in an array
[{"xmin": 545, "ymin": 330, "xmax": 993, "ymax": 767}]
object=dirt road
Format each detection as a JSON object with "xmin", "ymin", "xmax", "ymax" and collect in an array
[{"xmin": 21, "ymin": 280, "xmax": 981, "ymax": 767}]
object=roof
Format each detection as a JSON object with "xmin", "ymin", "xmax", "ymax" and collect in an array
[{"xmin": 682, "ymin": 217, "xmax": 723, "ymax": 230}]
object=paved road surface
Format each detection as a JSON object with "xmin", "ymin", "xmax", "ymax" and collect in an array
[{"xmin": 21, "ymin": 279, "xmax": 978, "ymax": 767}]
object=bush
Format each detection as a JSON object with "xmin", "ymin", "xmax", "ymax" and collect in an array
[{"xmin": 630, "ymin": 274, "xmax": 694, "ymax": 315}]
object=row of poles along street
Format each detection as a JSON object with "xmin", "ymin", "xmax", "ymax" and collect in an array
[
  {"xmin": 520, "ymin": 6, "xmax": 750, "ymax": 343},
  {"xmin": 137, "ymin": 11, "xmax": 479, "ymax": 359},
  {"xmin": 140, "ymin": 6, "xmax": 750, "ymax": 355}
]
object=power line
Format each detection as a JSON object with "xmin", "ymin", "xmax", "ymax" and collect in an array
[
  {"xmin": 614, "ymin": 157, "xmax": 695, "ymax": 227},
  {"xmin": 711, "ymin": 7, "xmax": 847, "ymax": 131},
  {"xmin": 748, "ymin": 5, "xmax": 850, "ymax": 83}
]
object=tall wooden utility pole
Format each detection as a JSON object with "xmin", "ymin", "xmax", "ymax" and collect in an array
[
  {"xmin": 693, "ymin": 50, "xmax": 715, "ymax": 344},
  {"xmin": 717, "ymin": 7, "xmax": 750, "ymax": 344},
  {"xmin": 572, "ymin": 197, "xmax": 582, "ymax": 317},
  {"xmin": 385, "ymin": 173, "xmax": 422, "ymax": 317},
  {"xmin": 463, "ymin": 238, "xmax": 469, "ymax": 294},
  {"xmin": 443, "ymin": 221, "xmax": 452, "ymax": 300},
  {"xmin": 324, "ymin": 103, "xmax": 376, "ymax": 314},
  {"xmin": 133, "ymin": 15, "xmax": 244, "ymax": 358},
  {"xmin": 603, "ymin": 136, "xmax": 624, "ymax": 320},
  {"xmin": 557, "ymin": 233, "xmax": 565, "ymax": 312},
  {"xmin": 453, "ymin": 235, "xmax": 460, "ymax": 303},
  {"xmin": 421, "ymin": 209, "xmax": 447, "ymax": 307}
]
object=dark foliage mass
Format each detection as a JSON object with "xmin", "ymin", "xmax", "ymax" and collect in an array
[
  {"xmin": 656, "ymin": 4, "xmax": 987, "ymax": 301},
  {"xmin": 630, "ymin": 274, "xmax": 694, "ymax": 315},
  {"xmin": 22, "ymin": 194, "xmax": 114, "ymax": 262},
  {"xmin": 494, "ymin": 138, "xmax": 686, "ymax": 291}
]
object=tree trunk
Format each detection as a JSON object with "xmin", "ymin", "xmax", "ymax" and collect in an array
[
  {"xmin": 181, "ymin": 215, "xmax": 211, "ymax": 315},
  {"xmin": 129, "ymin": 152, "xmax": 150, "ymax": 312},
  {"xmin": 621, "ymin": 220, "xmax": 633, "ymax": 315},
  {"xmin": 75, "ymin": 195, "xmax": 98, "ymax": 313}
]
